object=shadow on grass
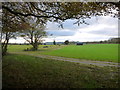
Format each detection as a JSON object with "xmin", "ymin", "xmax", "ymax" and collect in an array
[{"xmin": 2, "ymin": 54, "xmax": 119, "ymax": 88}]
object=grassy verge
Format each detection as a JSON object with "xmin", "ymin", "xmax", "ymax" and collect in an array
[{"xmin": 3, "ymin": 54, "xmax": 119, "ymax": 88}]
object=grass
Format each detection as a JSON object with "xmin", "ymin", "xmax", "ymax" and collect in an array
[
  {"xmin": 41, "ymin": 44, "xmax": 119, "ymax": 62},
  {"xmin": 8, "ymin": 45, "xmax": 65, "ymax": 52},
  {"xmin": 3, "ymin": 54, "xmax": 119, "ymax": 88},
  {"xmin": 7, "ymin": 44, "xmax": 119, "ymax": 62}
]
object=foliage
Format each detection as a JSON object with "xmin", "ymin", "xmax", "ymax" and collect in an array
[
  {"xmin": 2, "ymin": 2, "xmax": 119, "ymax": 31},
  {"xmin": 53, "ymin": 40, "xmax": 56, "ymax": 45},
  {"xmin": 1, "ymin": 32, "xmax": 18, "ymax": 56},
  {"xmin": 2, "ymin": 7, "xmax": 31, "ymax": 56},
  {"xmin": 20, "ymin": 24, "xmax": 46, "ymax": 50},
  {"xmin": 2, "ymin": 8, "xmax": 30, "ymax": 32},
  {"xmin": 64, "ymin": 40, "xmax": 69, "ymax": 45}
]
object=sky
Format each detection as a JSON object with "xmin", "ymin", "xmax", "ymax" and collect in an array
[{"xmin": 9, "ymin": 16, "xmax": 118, "ymax": 43}]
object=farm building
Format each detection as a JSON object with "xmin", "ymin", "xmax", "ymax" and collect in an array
[{"xmin": 76, "ymin": 42, "xmax": 84, "ymax": 45}]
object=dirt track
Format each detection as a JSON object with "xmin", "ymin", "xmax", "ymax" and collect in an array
[{"xmin": 11, "ymin": 52, "xmax": 120, "ymax": 67}]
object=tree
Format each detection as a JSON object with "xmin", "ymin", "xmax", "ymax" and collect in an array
[
  {"xmin": 2, "ymin": 8, "xmax": 30, "ymax": 56},
  {"xmin": 53, "ymin": 40, "xmax": 56, "ymax": 45},
  {"xmin": 2, "ymin": 32, "xmax": 17, "ymax": 56},
  {"xmin": 2, "ymin": 2, "xmax": 119, "ymax": 55},
  {"xmin": 2, "ymin": 2, "xmax": 119, "ymax": 27},
  {"xmin": 64, "ymin": 40, "xmax": 69, "ymax": 45},
  {"xmin": 20, "ymin": 24, "xmax": 46, "ymax": 51}
]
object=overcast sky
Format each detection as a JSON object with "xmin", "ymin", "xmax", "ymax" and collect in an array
[{"xmin": 9, "ymin": 16, "xmax": 118, "ymax": 43}]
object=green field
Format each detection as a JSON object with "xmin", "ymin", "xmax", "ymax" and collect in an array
[
  {"xmin": 3, "ymin": 54, "xmax": 119, "ymax": 88},
  {"xmin": 3, "ymin": 44, "xmax": 119, "ymax": 88},
  {"xmin": 41, "ymin": 44, "xmax": 118, "ymax": 62},
  {"xmin": 8, "ymin": 44, "xmax": 119, "ymax": 62}
]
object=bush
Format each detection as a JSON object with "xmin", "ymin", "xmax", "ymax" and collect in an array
[
  {"xmin": 23, "ymin": 47, "xmax": 37, "ymax": 51},
  {"xmin": 43, "ymin": 46, "xmax": 48, "ymax": 48}
]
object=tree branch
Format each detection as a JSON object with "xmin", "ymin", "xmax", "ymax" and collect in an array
[
  {"xmin": 2, "ymin": 6, "xmax": 66, "ymax": 21},
  {"xmin": 23, "ymin": 37, "xmax": 31, "ymax": 44}
]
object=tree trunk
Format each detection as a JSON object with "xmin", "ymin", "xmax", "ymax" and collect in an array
[
  {"xmin": 33, "ymin": 44, "xmax": 38, "ymax": 50},
  {"xmin": 31, "ymin": 38, "xmax": 39, "ymax": 51},
  {"xmin": 2, "ymin": 38, "xmax": 9, "ymax": 56},
  {"xmin": 2, "ymin": 32, "xmax": 10, "ymax": 56},
  {"xmin": 31, "ymin": 43, "xmax": 38, "ymax": 51}
]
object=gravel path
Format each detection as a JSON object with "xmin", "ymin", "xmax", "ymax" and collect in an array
[{"xmin": 11, "ymin": 52, "xmax": 120, "ymax": 67}]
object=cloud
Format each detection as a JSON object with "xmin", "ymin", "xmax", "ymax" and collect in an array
[
  {"xmin": 78, "ymin": 24, "xmax": 118, "ymax": 36},
  {"xmin": 9, "ymin": 37, "xmax": 26, "ymax": 43},
  {"xmin": 77, "ymin": 16, "xmax": 118, "ymax": 36},
  {"xmin": 46, "ymin": 29, "xmax": 76, "ymax": 36},
  {"xmin": 46, "ymin": 22, "xmax": 60, "ymax": 30},
  {"xmin": 9, "ymin": 16, "xmax": 118, "ymax": 43},
  {"xmin": 45, "ymin": 16, "xmax": 118, "ymax": 42}
]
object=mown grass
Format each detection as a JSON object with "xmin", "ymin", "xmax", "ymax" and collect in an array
[
  {"xmin": 8, "ymin": 44, "xmax": 119, "ymax": 62},
  {"xmin": 3, "ymin": 54, "xmax": 119, "ymax": 88},
  {"xmin": 41, "ymin": 44, "xmax": 119, "ymax": 62}
]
